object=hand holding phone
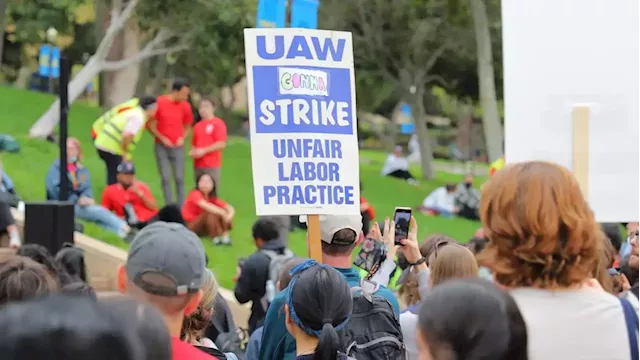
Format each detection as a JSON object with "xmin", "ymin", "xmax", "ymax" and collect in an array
[{"xmin": 393, "ymin": 207, "xmax": 412, "ymax": 245}]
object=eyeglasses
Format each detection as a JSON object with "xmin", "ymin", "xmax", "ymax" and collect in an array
[{"xmin": 428, "ymin": 239, "xmax": 454, "ymax": 266}]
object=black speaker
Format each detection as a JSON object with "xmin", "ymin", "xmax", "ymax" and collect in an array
[{"xmin": 24, "ymin": 201, "xmax": 75, "ymax": 255}]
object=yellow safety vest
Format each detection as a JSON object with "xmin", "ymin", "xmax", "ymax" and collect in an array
[
  {"xmin": 91, "ymin": 98, "xmax": 140, "ymax": 139},
  {"xmin": 93, "ymin": 106, "xmax": 146, "ymax": 160},
  {"xmin": 489, "ymin": 157, "xmax": 505, "ymax": 177}
]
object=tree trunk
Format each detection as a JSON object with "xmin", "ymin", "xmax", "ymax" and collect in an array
[
  {"xmin": 0, "ymin": 0, "xmax": 7, "ymax": 66},
  {"xmin": 29, "ymin": 59, "xmax": 102, "ymax": 138},
  {"xmin": 411, "ymin": 87, "xmax": 435, "ymax": 179},
  {"xmin": 149, "ymin": 55, "xmax": 168, "ymax": 95},
  {"xmin": 107, "ymin": 19, "xmax": 140, "ymax": 105},
  {"xmin": 469, "ymin": 0, "xmax": 503, "ymax": 162}
]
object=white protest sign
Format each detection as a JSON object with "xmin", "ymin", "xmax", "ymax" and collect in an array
[
  {"xmin": 502, "ymin": 0, "xmax": 639, "ymax": 222},
  {"xmin": 244, "ymin": 28, "xmax": 360, "ymax": 216}
]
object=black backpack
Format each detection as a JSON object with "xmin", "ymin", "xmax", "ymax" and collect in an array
[{"xmin": 341, "ymin": 280, "xmax": 407, "ymax": 360}]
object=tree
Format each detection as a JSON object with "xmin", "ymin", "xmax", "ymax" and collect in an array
[
  {"xmin": 28, "ymin": 0, "xmax": 216, "ymax": 138},
  {"xmin": 469, "ymin": 0, "xmax": 502, "ymax": 161},
  {"xmin": 322, "ymin": 0, "xmax": 467, "ymax": 179},
  {"xmin": 171, "ymin": 0, "xmax": 254, "ymax": 110}
]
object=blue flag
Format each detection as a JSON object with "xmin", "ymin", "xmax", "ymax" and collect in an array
[
  {"xmin": 290, "ymin": 0, "xmax": 320, "ymax": 29},
  {"xmin": 256, "ymin": 0, "xmax": 286, "ymax": 28}
]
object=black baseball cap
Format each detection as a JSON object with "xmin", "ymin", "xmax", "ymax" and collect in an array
[{"xmin": 116, "ymin": 162, "xmax": 135, "ymax": 175}]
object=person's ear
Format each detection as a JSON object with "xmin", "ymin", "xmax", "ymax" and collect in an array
[
  {"xmin": 276, "ymin": 280, "xmax": 282, "ymax": 291},
  {"xmin": 184, "ymin": 290, "xmax": 204, "ymax": 316},
  {"xmin": 355, "ymin": 232, "xmax": 364, "ymax": 246},
  {"xmin": 116, "ymin": 264, "xmax": 128, "ymax": 294},
  {"xmin": 284, "ymin": 304, "xmax": 292, "ymax": 325}
]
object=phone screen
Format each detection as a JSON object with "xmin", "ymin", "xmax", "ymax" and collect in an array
[{"xmin": 394, "ymin": 208, "xmax": 412, "ymax": 245}]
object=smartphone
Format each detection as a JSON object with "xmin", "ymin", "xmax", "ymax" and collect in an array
[{"xmin": 394, "ymin": 207, "xmax": 412, "ymax": 245}]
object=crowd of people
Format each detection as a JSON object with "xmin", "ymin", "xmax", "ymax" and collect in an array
[
  {"xmin": 0, "ymin": 77, "xmax": 639, "ymax": 359},
  {"xmin": 0, "ymin": 160, "xmax": 637, "ymax": 360},
  {"xmin": 0, "ymin": 79, "xmax": 235, "ymax": 246}
]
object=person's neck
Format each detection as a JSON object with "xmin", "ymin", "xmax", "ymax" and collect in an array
[
  {"xmin": 169, "ymin": 93, "xmax": 180, "ymax": 102},
  {"xmin": 322, "ymin": 254, "xmax": 352, "ymax": 269},
  {"xmin": 203, "ymin": 113, "xmax": 214, "ymax": 119},
  {"xmin": 163, "ymin": 313, "xmax": 186, "ymax": 338},
  {"xmin": 295, "ymin": 332, "xmax": 319, "ymax": 356}
]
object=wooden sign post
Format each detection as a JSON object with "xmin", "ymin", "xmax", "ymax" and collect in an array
[
  {"xmin": 572, "ymin": 105, "xmax": 590, "ymax": 198},
  {"xmin": 306, "ymin": 214, "xmax": 322, "ymax": 262}
]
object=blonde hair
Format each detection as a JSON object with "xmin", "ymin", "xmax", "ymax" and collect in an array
[
  {"xmin": 398, "ymin": 234, "xmax": 456, "ymax": 306},
  {"xmin": 429, "ymin": 244, "xmax": 478, "ymax": 287},
  {"xmin": 181, "ymin": 269, "xmax": 218, "ymax": 343}
]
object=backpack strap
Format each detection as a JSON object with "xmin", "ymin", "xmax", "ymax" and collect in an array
[
  {"xmin": 619, "ymin": 297, "xmax": 639, "ymax": 360},
  {"xmin": 350, "ymin": 279, "xmax": 380, "ymax": 303}
]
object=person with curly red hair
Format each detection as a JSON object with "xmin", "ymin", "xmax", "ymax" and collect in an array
[{"xmin": 478, "ymin": 161, "xmax": 637, "ymax": 360}]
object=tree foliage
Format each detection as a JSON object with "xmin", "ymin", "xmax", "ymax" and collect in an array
[{"xmin": 170, "ymin": 0, "xmax": 254, "ymax": 101}]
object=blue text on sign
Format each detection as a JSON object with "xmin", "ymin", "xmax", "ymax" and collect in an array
[
  {"xmin": 252, "ymin": 66, "xmax": 353, "ymax": 134},
  {"xmin": 263, "ymin": 184, "xmax": 355, "ymax": 205},
  {"xmin": 257, "ymin": 35, "xmax": 346, "ymax": 62}
]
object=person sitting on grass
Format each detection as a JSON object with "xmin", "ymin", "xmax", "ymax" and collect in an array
[
  {"xmin": 45, "ymin": 137, "xmax": 133, "ymax": 240},
  {"xmin": 101, "ymin": 161, "xmax": 182, "ymax": 229},
  {"xmin": 381, "ymin": 145, "xmax": 418, "ymax": 185},
  {"xmin": 0, "ymin": 164, "xmax": 21, "ymax": 248},
  {"xmin": 419, "ymin": 183, "xmax": 458, "ymax": 218},
  {"xmin": 454, "ymin": 173, "xmax": 481, "ymax": 221},
  {"xmin": 182, "ymin": 173, "xmax": 234, "ymax": 245}
]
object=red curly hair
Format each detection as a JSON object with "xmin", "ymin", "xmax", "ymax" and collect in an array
[{"xmin": 477, "ymin": 161, "xmax": 602, "ymax": 289}]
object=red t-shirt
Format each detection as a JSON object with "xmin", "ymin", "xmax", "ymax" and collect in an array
[
  {"xmin": 192, "ymin": 117, "xmax": 228, "ymax": 168},
  {"xmin": 181, "ymin": 190, "xmax": 228, "ymax": 222},
  {"xmin": 101, "ymin": 181, "xmax": 157, "ymax": 222},
  {"xmin": 153, "ymin": 95, "xmax": 194, "ymax": 144},
  {"xmin": 171, "ymin": 337, "xmax": 217, "ymax": 360}
]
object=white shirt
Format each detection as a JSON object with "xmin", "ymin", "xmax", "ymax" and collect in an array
[
  {"xmin": 381, "ymin": 154, "xmax": 409, "ymax": 176},
  {"xmin": 422, "ymin": 187, "xmax": 456, "ymax": 212},
  {"xmin": 122, "ymin": 111, "xmax": 145, "ymax": 136},
  {"xmin": 511, "ymin": 288, "xmax": 634, "ymax": 360}
]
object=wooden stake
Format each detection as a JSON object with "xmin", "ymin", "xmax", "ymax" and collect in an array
[
  {"xmin": 306, "ymin": 214, "xmax": 323, "ymax": 262},
  {"xmin": 572, "ymin": 105, "xmax": 590, "ymax": 198}
]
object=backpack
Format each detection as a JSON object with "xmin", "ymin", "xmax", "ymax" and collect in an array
[
  {"xmin": 341, "ymin": 280, "xmax": 406, "ymax": 360},
  {"xmin": 260, "ymin": 248, "xmax": 295, "ymax": 311}
]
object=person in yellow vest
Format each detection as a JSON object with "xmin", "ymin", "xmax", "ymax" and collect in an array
[
  {"xmin": 93, "ymin": 96, "xmax": 157, "ymax": 186},
  {"xmin": 489, "ymin": 155, "xmax": 505, "ymax": 177}
]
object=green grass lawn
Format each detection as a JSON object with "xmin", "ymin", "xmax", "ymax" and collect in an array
[{"xmin": 0, "ymin": 86, "xmax": 484, "ymax": 288}]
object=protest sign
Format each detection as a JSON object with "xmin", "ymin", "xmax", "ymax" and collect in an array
[
  {"xmin": 244, "ymin": 28, "xmax": 360, "ymax": 218},
  {"xmin": 502, "ymin": 0, "xmax": 639, "ymax": 222}
]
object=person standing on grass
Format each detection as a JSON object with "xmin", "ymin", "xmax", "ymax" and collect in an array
[
  {"xmin": 182, "ymin": 173, "xmax": 234, "ymax": 245},
  {"xmin": 92, "ymin": 96, "xmax": 158, "ymax": 185},
  {"xmin": 190, "ymin": 98, "xmax": 227, "ymax": 187},
  {"xmin": 148, "ymin": 79, "xmax": 194, "ymax": 206}
]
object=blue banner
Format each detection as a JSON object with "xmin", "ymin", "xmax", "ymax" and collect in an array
[
  {"xmin": 290, "ymin": 0, "xmax": 320, "ymax": 29},
  {"xmin": 38, "ymin": 45, "xmax": 50, "ymax": 77},
  {"xmin": 38, "ymin": 44, "xmax": 60, "ymax": 78},
  {"xmin": 256, "ymin": 0, "xmax": 286, "ymax": 28},
  {"xmin": 50, "ymin": 47, "xmax": 60, "ymax": 79}
]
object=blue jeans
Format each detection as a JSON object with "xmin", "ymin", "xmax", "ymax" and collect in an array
[{"xmin": 75, "ymin": 204, "xmax": 127, "ymax": 236}]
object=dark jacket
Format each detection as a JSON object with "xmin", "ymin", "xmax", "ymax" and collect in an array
[{"xmin": 234, "ymin": 238, "xmax": 288, "ymax": 334}]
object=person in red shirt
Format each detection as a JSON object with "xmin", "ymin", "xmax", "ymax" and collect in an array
[
  {"xmin": 182, "ymin": 173, "xmax": 234, "ymax": 245},
  {"xmin": 117, "ymin": 222, "xmax": 220, "ymax": 360},
  {"xmin": 359, "ymin": 182, "xmax": 375, "ymax": 235},
  {"xmin": 148, "ymin": 79, "xmax": 194, "ymax": 206},
  {"xmin": 189, "ymin": 97, "xmax": 228, "ymax": 187},
  {"xmin": 101, "ymin": 162, "xmax": 158, "ymax": 227}
]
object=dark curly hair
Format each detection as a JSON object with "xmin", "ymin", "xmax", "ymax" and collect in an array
[{"xmin": 477, "ymin": 161, "xmax": 601, "ymax": 289}]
